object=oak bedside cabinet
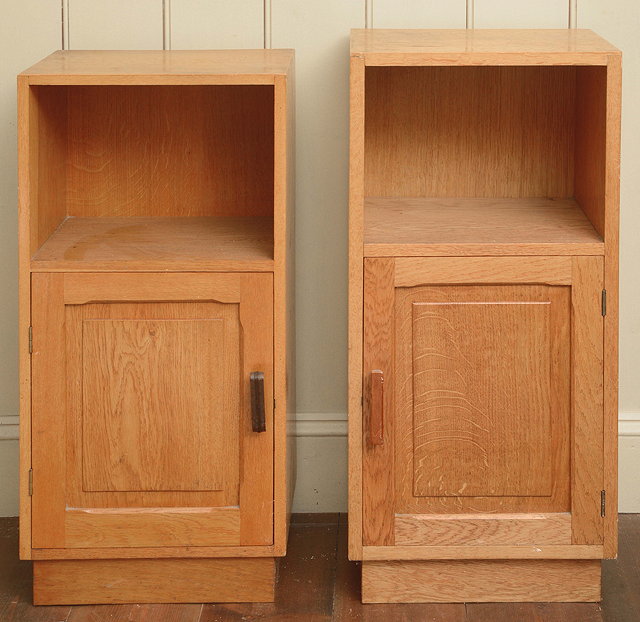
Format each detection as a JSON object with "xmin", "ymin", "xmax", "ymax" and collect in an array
[
  {"xmin": 348, "ymin": 29, "xmax": 621, "ymax": 603},
  {"xmin": 18, "ymin": 50, "xmax": 295, "ymax": 605}
]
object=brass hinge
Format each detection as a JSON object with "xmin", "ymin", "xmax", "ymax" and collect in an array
[
  {"xmin": 602, "ymin": 290, "xmax": 607, "ymax": 317},
  {"xmin": 274, "ymin": 399, "xmax": 276, "ymax": 411},
  {"xmin": 28, "ymin": 326, "xmax": 33, "ymax": 354},
  {"xmin": 601, "ymin": 490, "xmax": 606, "ymax": 517},
  {"xmin": 28, "ymin": 469, "xmax": 33, "ymax": 496}
]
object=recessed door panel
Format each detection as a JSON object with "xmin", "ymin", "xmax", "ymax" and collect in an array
[
  {"xmin": 82, "ymin": 317, "xmax": 230, "ymax": 493},
  {"xmin": 409, "ymin": 288, "xmax": 563, "ymax": 499}
]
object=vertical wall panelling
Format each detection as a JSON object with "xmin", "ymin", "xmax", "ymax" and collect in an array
[
  {"xmin": 163, "ymin": 0, "xmax": 171, "ymax": 50},
  {"xmin": 580, "ymin": 0, "xmax": 640, "ymax": 512},
  {"xmin": 171, "ymin": 0, "xmax": 264, "ymax": 50},
  {"xmin": 569, "ymin": 0, "xmax": 578, "ymax": 28},
  {"xmin": 373, "ymin": 0, "xmax": 466, "ymax": 29},
  {"xmin": 0, "ymin": 0, "xmax": 60, "ymax": 515},
  {"xmin": 467, "ymin": 0, "xmax": 475, "ymax": 28},
  {"xmin": 271, "ymin": 0, "xmax": 363, "ymax": 416},
  {"xmin": 474, "ymin": 0, "xmax": 568, "ymax": 28},
  {"xmin": 68, "ymin": 0, "xmax": 163, "ymax": 50}
]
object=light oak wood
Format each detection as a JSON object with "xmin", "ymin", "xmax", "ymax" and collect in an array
[
  {"xmin": 394, "ymin": 256, "xmax": 573, "ymax": 286},
  {"xmin": 30, "ymin": 272, "xmax": 272, "ymax": 551},
  {"xmin": 351, "ymin": 28, "xmax": 619, "ymax": 66},
  {"xmin": 33, "ymin": 557, "xmax": 276, "ymax": 605},
  {"xmin": 403, "ymin": 286, "xmax": 566, "ymax": 500},
  {"xmin": 603, "ymin": 53, "xmax": 622, "ymax": 559},
  {"xmin": 393, "ymin": 277, "xmax": 570, "ymax": 516},
  {"xmin": 364, "ymin": 198, "xmax": 604, "ymax": 257},
  {"xmin": 21, "ymin": 49, "xmax": 294, "ymax": 85},
  {"xmin": 395, "ymin": 513, "xmax": 572, "ymax": 546},
  {"xmin": 362, "ymin": 258, "xmax": 395, "ymax": 546},
  {"xmin": 65, "ymin": 508, "xmax": 240, "ymax": 548},
  {"xmin": 17, "ymin": 76, "xmax": 32, "ymax": 558},
  {"xmin": 20, "ymin": 49, "xmax": 295, "ymax": 603},
  {"xmin": 361, "ymin": 560, "xmax": 601, "ymax": 603},
  {"xmin": 349, "ymin": 27, "xmax": 620, "ymax": 604},
  {"xmin": 365, "ymin": 66, "xmax": 575, "ymax": 199},
  {"xmin": 571, "ymin": 256, "xmax": 605, "ymax": 545},
  {"xmin": 80, "ymin": 318, "xmax": 232, "ymax": 493},
  {"xmin": 362, "ymin": 545, "xmax": 604, "ymax": 561},
  {"xmin": 63, "ymin": 85, "xmax": 272, "ymax": 219},
  {"xmin": 347, "ymin": 54, "xmax": 365, "ymax": 561},
  {"xmin": 32, "ymin": 217, "xmax": 274, "ymax": 271}
]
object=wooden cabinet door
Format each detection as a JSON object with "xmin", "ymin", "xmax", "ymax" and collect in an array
[
  {"xmin": 31, "ymin": 272, "xmax": 273, "ymax": 550},
  {"xmin": 363, "ymin": 257, "xmax": 604, "ymax": 555}
]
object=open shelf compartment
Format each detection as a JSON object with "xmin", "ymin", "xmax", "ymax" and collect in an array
[
  {"xmin": 363, "ymin": 64, "xmax": 608, "ymax": 256},
  {"xmin": 28, "ymin": 83, "xmax": 275, "ymax": 270}
]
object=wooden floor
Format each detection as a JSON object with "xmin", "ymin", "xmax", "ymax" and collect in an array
[{"xmin": 2, "ymin": 513, "xmax": 639, "ymax": 621}]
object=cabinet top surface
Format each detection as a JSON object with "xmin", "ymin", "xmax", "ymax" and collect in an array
[
  {"xmin": 20, "ymin": 49, "xmax": 294, "ymax": 84},
  {"xmin": 351, "ymin": 29, "xmax": 619, "ymax": 64}
]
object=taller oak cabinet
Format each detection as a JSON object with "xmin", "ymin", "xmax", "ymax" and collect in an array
[
  {"xmin": 349, "ymin": 30, "xmax": 621, "ymax": 603},
  {"xmin": 18, "ymin": 50, "xmax": 295, "ymax": 605}
]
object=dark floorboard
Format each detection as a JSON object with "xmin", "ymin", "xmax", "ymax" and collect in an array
[{"xmin": 1, "ymin": 514, "xmax": 638, "ymax": 621}]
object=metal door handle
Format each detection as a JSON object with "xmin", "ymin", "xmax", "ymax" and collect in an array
[{"xmin": 250, "ymin": 371, "xmax": 266, "ymax": 433}]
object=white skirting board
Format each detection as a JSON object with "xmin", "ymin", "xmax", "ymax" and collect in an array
[{"xmin": 1, "ymin": 414, "xmax": 639, "ymax": 515}]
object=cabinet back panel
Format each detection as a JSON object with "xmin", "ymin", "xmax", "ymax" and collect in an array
[
  {"xmin": 63, "ymin": 85, "xmax": 274, "ymax": 218},
  {"xmin": 364, "ymin": 66, "xmax": 575, "ymax": 198}
]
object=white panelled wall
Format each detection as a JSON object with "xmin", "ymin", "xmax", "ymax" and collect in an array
[{"xmin": 0, "ymin": 1, "xmax": 638, "ymax": 514}]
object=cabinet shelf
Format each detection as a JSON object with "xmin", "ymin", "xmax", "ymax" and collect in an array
[
  {"xmin": 364, "ymin": 197, "xmax": 604, "ymax": 257},
  {"xmin": 31, "ymin": 216, "xmax": 274, "ymax": 271}
]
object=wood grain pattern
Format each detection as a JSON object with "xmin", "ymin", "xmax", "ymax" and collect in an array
[
  {"xmin": 65, "ymin": 507, "xmax": 240, "ymax": 548},
  {"xmin": 32, "ymin": 217, "xmax": 274, "ymax": 271},
  {"xmin": 602, "ymin": 53, "xmax": 622, "ymax": 559},
  {"xmin": 394, "ymin": 282, "xmax": 570, "ymax": 515},
  {"xmin": 362, "ymin": 560, "xmax": 601, "ymax": 603},
  {"xmin": 409, "ymin": 288, "xmax": 555, "ymax": 498},
  {"xmin": 239, "ymin": 274, "xmax": 275, "ymax": 546},
  {"xmin": 17, "ymin": 76, "xmax": 33, "ymax": 559},
  {"xmin": 65, "ymin": 85, "xmax": 273, "ymax": 220},
  {"xmin": 571, "ymin": 256, "xmax": 605, "ymax": 545},
  {"xmin": 575, "ymin": 66, "xmax": 607, "ymax": 237},
  {"xmin": 272, "ymin": 70, "xmax": 296, "ymax": 555},
  {"xmin": 31, "ymin": 272, "xmax": 273, "ymax": 552},
  {"xmin": 33, "ymin": 558, "xmax": 276, "ymax": 605},
  {"xmin": 351, "ymin": 28, "xmax": 619, "ymax": 66},
  {"xmin": 395, "ymin": 513, "xmax": 572, "ymax": 546},
  {"xmin": 365, "ymin": 67, "xmax": 575, "ymax": 199},
  {"xmin": 395, "ymin": 256, "xmax": 573, "ymax": 287},
  {"xmin": 364, "ymin": 198, "xmax": 604, "ymax": 257},
  {"xmin": 31, "ymin": 273, "xmax": 67, "ymax": 550},
  {"xmin": 21, "ymin": 49, "xmax": 294, "ymax": 85},
  {"xmin": 348, "ymin": 54, "xmax": 365, "ymax": 561},
  {"xmin": 362, "ymin": 259, "xmax": 395, "ymax": 547}
]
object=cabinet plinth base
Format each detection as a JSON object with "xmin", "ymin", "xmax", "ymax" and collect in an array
[
  {"xmin": 361, "ymin": 559, "xmax": 601, "ymax": 603},
  {"xmin": 33, "ymin": 557, "xmax": 276, "ymax": 605}
]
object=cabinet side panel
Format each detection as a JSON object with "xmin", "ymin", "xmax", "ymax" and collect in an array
[
  {"xmin": 603, "ymin": 54, "xmax": 621, "ymax": 558},
  {"xmin": 17, "ymin": 76, "xmax": 32, "ymax": 559},
  {"xmin": 348, "ymin": 56, "xmax": 365, "ymax": 559},
  {"xmin": 273, "ymin": 71, "xmax": 295, "ymax": 553}
]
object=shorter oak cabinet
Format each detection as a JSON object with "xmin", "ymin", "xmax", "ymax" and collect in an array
[
  {"xmin": 18, "ymin": 50, "xmax": 295, "ymax": 605},
  {"xmin": 349, "ymin": 30, "xmax": 621, "ymax": 603}
]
